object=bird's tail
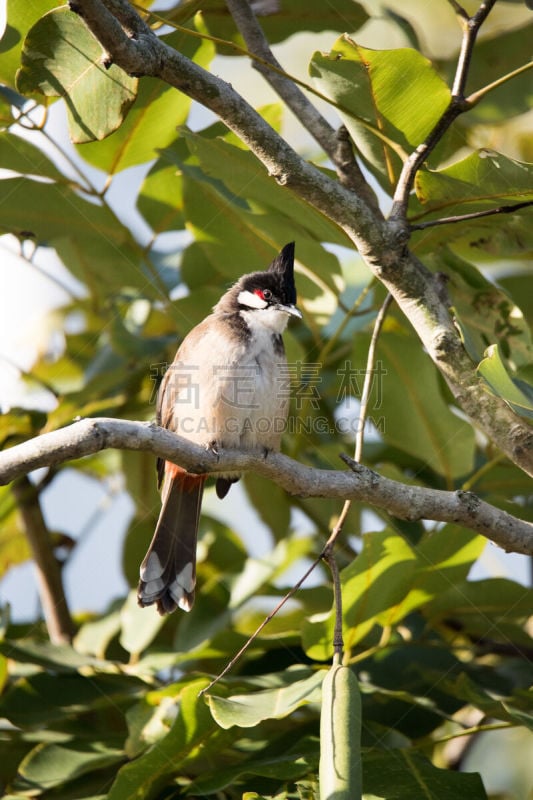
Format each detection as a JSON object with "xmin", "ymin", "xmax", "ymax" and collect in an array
[{"xmin": 138, "ymin": 463, "xmax": 206, "ymax": 614}]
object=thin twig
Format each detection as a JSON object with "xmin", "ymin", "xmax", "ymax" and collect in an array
[
  {"xmin": 410, "ymin": 200, "xmax": 533, "ymax": 231},
  {"xmin": 199, "ymin": 552, "xmax": 324, "ymax": 695},
  {"xmin": 324, "ymin": 293, "xmax": 394, "ymax": 550}
]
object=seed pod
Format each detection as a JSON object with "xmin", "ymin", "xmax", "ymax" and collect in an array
[{"xmin": 319, "ymin": 661, "xmax": 362, "ymax": 800}]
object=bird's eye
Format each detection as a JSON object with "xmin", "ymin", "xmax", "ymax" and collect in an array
[{"xmin": 253, "ymin": 288, "xmax": 272, "ymax": 301}]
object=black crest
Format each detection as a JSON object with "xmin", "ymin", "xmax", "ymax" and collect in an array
[{"xmin": 267, "ymin": 242, "xmax": 296, "ymax": 304}]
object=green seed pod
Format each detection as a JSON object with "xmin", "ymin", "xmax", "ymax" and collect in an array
[{"xmin": 319, "ymin": 661, "xmax": 362, "ymax": 800}]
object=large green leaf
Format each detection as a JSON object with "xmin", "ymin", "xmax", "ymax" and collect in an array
[
  {"xmin": 303, "ymin": 526, "xmax": 485, "ymax": 661},
  {"xmin": 310, "ymin": 37, "xmax": 450, "ymax": 190},
  {"xmin": 352, "ymin": 329, "xmax": 476, "ymax": 479},
  {"xmin": 17, "ymin": 742, "xmax": 124, "ymax": 790},
  {"xmin": 75, "ymin": 29, "xmax": 214, "ymax": 172},
  {"xmin": 302, "ymin": 529, "xmax": 417, "ymax": 660},
  {"xmin": 16, "ymin": 7, "xmax": 137, "ymax": 143},
  {"xmin": 0, "ymin": 485, "xmax": 29, "ymax": 577},
  {"xmin": 363, "ymin": 749, "xmax": 488, "ymax": 799},
  {"xmin": 180, "ymin": 128, "xmax": 350, "ymax": 247},
  {"xmin": 0, "ymin": 669, "xmax": 146, "ymax": 727},
  {"xmin": 206, "ymin": 667, "xmax": 324, "ymax": 729},
  {"xmin": 0, "ymin": 178, "xmax": 162, "ymax": 300},
  {"xmin": 414, "ymin": 150, "xmax": 533, "ymax": 216},
  {"xmin": 425, "ymin": 577, "xmax": 533, "ymax": 623}
]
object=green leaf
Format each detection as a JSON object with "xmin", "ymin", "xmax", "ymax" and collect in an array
[
  {"xmin": 0, "ymin": 669, "xmax": 146, "ymax": 727},
  {"xmin": 0, "ymin": 178, "xmax": 161, "ymax": 301},
  {"xmin": 243, "ymin": 473, "xmax": 291, "ymax": 541},
  {"xmin": 477, "ymin": 344, "xmax": 533, "ymax": 419},
  {"xmin": 0, "ymin": 485, "xmax": 29, "ymax": 577},
  {"xmin": 392, "ymin": 525, "xmax": 486, "ymax": 621},
  {"xmin": 137, "ymin": 151, "xmax": 186, "ymax": 234},
  {"xmin": 448, "ymin": 673, "xmax": 533, "ymax": 729},
  {"xmin": 363, "ymin": 749, "xmax": 488, "ymax": 799},
  {"xmin": 0, "ymin": 0, "xmax": 60, "ymax": 88},
  {"xmin": 429, "ymin": 251, "xmax": 533, "ymax": 366},
  {"xmin": 119, "ymin": 591, "xmax": 165, "ymax": 657},
  {"xmin": 206, "ymin": 667, "xmax": 324, "ymax": 729},
  {"xmin": 229, "ymin": 535, "xmax": 314, "ymax": 610},
  {"xmin": 310, "ymin": 37, "xmax": 450, "ymax": 190},
  {"xmin": 426, "ymin": 577, "xmax": 533, "ymax": 620},
  {"xmin": 16, "ymin": 7, "xmax": 137, "ymax": 143},
  {"xmin": 303, "ymin": 530, "xmax": 418, "ymax": 660},
  {"xmin": 0, "ymin": 638, "xmax": 111, "ymax": 673},
  {"xmin": 76, "ymin": 29, "xmax": 214, "ymax": 172},
  {"xmin": 107, "ymin": 679, "xmax": 220, "ymax": 800},
  {"xmin": 414, "ymin": 150, "xmax": 533, "ymax": 215},
  {"xmin": 74, "ymin": 608, "xmax": 122, "ymax": 659},
  {"xmin": 0, "ymin": 131, "xmax": 66, "ymax": 180},
  {"xmin": 180, "ymin": 128, "xmax": 350, "ymax": 247},
  {"xmin": 18, "ymin": 741, "xmax": 124, "ymax": 789},
  {"xmin": 354, "ymin": 330, "xmax": 476, "ymax": 479}
]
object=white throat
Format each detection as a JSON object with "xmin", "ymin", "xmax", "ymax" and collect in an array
[{"xmin": 239, "ymin": 306, "xmax": 290, "ymax": 335}]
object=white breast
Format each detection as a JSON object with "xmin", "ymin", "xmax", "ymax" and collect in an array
[{"xmin": 168, "ymin": 313, "xmax": 289, "ymax": 451}]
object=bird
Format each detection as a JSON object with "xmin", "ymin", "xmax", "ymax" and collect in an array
[{"xmin": 138, "ymin": 242, "xmax": 301, "ymax": 614}]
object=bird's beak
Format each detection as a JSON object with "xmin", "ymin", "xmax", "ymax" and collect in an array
[{"xmin": 277, "ymin": 303, "xmax": 302, "ymax": 319}]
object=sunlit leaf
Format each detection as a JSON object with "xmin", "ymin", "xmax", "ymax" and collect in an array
[
  {"xmin": 76, "ymin": 28, "xmax": 214, "ymax": 172},
  {"xmin": 107, "ymin": 679, "xmax": 218, "ymax": 800},
  {"xmin": 0, "ymin": 0, "xmax": 60, "ymax": 88},
  {"xmin": 478, "ymin": 344, "xmax": 533, "ymax": 419},
  {"xmin": 310, "ymin": 37, "xmax": 450, "ymax": 190},
  {"xmin": 206, "ymin": 666, "xmax": 324, "ymax": 729},
  {"xmin": 428, "ymin": 252, "xmax": 533, "ymax": 367},
  {"xmin": 17, "ymin": 8, "xmax": 137, "ymax": 143}
]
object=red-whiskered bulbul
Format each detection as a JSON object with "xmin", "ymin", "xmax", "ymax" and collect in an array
[{"xmin": 138, "ymin": 243, "xmax": 301, "ymax": 614}]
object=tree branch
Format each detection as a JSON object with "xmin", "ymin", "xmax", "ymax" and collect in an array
[
  {"xmin": 70, "ymin": 0, "xmax": 533, "ymax": 479},
  {"xmin": 12, "ymin": 477, "xmax": 75, "ymax": 643},
  {"xmin": 1, "ymin": 418, "xmax": 532, "ymax": 555}
]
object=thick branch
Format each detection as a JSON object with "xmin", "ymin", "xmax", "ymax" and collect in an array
[
  {"xmin": 1, "ymin": 418, "xmax": 532, "ymax": 555},
  {"xmin": 71, "ymin": 0, "xmax": 533, "ymax": 478},
  {"xmin": 12, "ymin": 477, "xmax": 75, "ymax": 643}
]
